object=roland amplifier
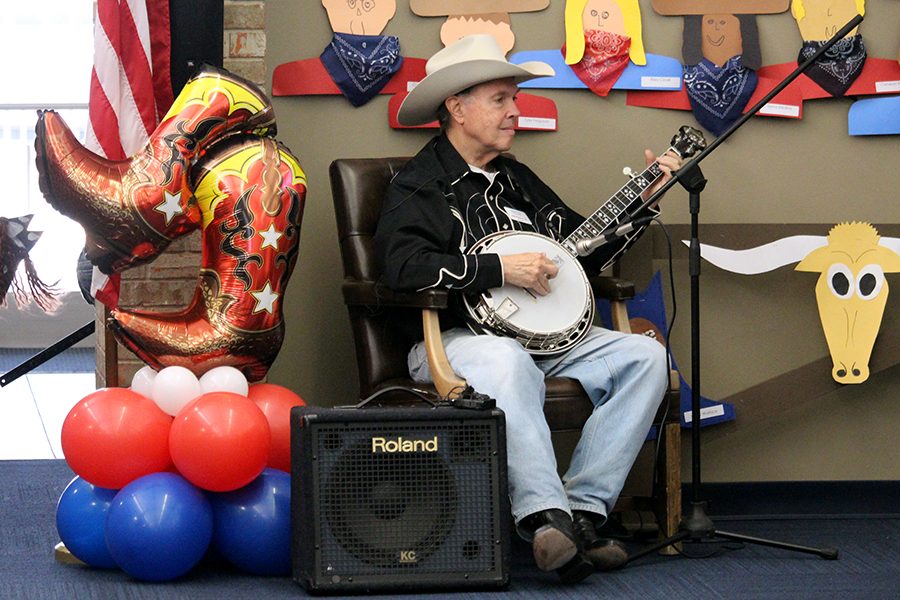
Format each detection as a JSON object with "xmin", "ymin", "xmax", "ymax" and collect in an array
[{"xmin": 291, "ymin": 405, "xmax": 510, "ymax": 593}]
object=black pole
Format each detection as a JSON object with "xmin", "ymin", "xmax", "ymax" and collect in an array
[
  {"xmin": 0, "ymin": 321, "xmax": 95, "ymax": 387},
  {"xmin": 689, "ymin": 188, "xmax": 703, "ymax": 502},
  {"xmin": 624, "ymin": 14, "xmax": 863, "ymax": 565}
]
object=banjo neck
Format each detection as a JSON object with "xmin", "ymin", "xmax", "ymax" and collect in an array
[
  {"xmin": 463, "ymin": 126, "xmax": 707, "ymax": 355},
  {"xmin": 560, "ymin": 148, "xmax": 674, "ymax": 258}
]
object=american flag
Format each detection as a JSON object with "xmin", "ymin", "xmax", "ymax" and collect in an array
[{"xmin": 85, "ymin": 0, "xmax": 173, "ymax": 306}]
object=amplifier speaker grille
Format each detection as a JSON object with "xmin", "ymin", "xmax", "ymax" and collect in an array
[{"xmin": 291, "ymin": 406, "xmax": 509, "ymax": 593}]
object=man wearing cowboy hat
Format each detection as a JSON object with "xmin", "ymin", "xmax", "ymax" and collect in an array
[{"xmin": 375, "ymin": 34, "xmax": 682, "ymax": 583}]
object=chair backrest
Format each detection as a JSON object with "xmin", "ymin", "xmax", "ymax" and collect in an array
[
  {"xmin": 329, "ymin": 158, "xmax": 418, "ymax": 398},
  {"xmin": 330, "ymin": 158, "xmax": 408, "ymax": 282}
]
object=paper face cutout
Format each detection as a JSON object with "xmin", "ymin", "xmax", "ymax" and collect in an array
[
  {"xmin": 322, "ymin": 0, "xmax": 397, "ymax": 35},
  {"xmin": 440, "ymin": 14, "xmax": 516, "ymax": 54},
  {"xmin": 677, "ymin": 14, "xmax": 762, "ymax": 134},
  {"xmin": 701, "ymin": 14, "xmax": 744, "ymax": 67},
  {"xmin": 583, "ymin": 0, "xmax": 626, "ymax": 32},
  {"xmin": 791, "ymin": 0, "xmax": 863, "ymax": 41},
  {"xmin": 691, "ymin": 223, "xmax": 900, "ymax": 384},
  {"xmin": 272, "ymin": 0, "xmax": 426, "ymax": 105},
  {"xmin": 396, "ymin": 0, "xmax": 557, "ymax": 131},
  {"xmin": 419, "ymin": 1, "xmax": 550, "ymax": 54},
  {"xmin": 683, "ymin": 14, "xmax": 761, "ymax": 69},
  {"xmin": 565, "ymin": 0, "xmax": 646, "ymax": 65},
  {"xmin": 512, "ymin": 0, "xmax": 679, "ymax": 93}
]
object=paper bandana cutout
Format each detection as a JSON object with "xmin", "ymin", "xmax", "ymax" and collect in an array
[
  {"xmin": 683, "ymin": 56, "xmax": 759, "ymax": 135},
  {"xmin": 320, "ymin": 33, "xmax": 404, "ymax": 107}
]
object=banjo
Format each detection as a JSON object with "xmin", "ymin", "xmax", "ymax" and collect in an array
[{"xmin": 463, "ymin": 126, "xmax": 707, "ymax": 355}]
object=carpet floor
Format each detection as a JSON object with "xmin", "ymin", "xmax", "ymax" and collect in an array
[{"xmin": 1, "ymin": 460, "xmax": 897, "ymax": 600}]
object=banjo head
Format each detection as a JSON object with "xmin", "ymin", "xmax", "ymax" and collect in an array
[{"xmin": 467, "ymin": 232, "xmax": 593, "ymax": 350}]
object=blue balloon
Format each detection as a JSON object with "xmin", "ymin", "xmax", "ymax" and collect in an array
[
  {"xmin": 56, "ymin": 476, "xmax": 118, "ymax": 568},
  {"xmin": 208, "ymin": 468, "xmax": 291, "ymax": 575},
  {"xmin": 105, "ymin": 472, "xmax": 213, "ymax": 581}
]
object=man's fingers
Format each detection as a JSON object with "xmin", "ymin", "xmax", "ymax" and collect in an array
[{"xmin": 500, "ymin": 252, "xmax": 559, "ymax": 294}]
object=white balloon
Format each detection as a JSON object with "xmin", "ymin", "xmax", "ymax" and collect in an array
[
  {"xmin": 199, "ymin": 366, "xmax": 249, "ymax": 396},
  {"xmin": 130, "ymin": 366, "xmax": 157, "ymax": 398},
  {"xmin": 151, "ymin": 366, "xmax": 202, "ymax": 416}
]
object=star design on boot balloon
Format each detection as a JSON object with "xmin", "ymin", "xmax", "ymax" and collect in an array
[
  {"xmin": 155, "ymin": 190, "xmax": 184, "ymax": 225},
  {"xmin": 251, "ymin": 281, "xmax": 279, "ymax": 314},
  {"xmin": 258, "ymin": 224, "xmax": 283, "ymax": 250}
]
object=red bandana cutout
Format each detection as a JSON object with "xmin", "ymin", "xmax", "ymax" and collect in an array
[{"xmin": 563, "ymin": 30, "xmax": 631, "ymax": 97}]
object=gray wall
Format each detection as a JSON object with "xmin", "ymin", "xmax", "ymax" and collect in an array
[{"xmin": 264, "ymin": 0, "xmax": 900, "ymax": 482}]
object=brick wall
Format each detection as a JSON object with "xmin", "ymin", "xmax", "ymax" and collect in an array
[
  {"xmin": 224, "ymin": 0, "xmax": 267, "ymax": 85},
  {"xmin": 96, "ymin": 1, "xmax": 268, "ymax": 388}
]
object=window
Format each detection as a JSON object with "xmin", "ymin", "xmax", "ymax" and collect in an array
[{"xmin": 1, "ymin": 2, "xmax": 94, "ymax": 294}]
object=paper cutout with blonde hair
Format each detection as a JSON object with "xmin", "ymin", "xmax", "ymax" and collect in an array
[
  {"xmin": 564, "ymin": 0, "xmax": 646, "ymax": 65},
  {"xmin": 511, "ymin": 0, "xmax": 683, "ymax": 93},
  {"xmin": 756, "ymin": 0, "xmax": 900, "ymax": 135}
]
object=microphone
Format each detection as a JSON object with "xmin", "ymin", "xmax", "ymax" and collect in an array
[{"xmin": 574, "ymin": 216, "xmax": 654, "ymax": 257}]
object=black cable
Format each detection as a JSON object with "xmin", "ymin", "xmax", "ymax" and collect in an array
[{"xmin": 645, "ymin": 216, "xmax": 678, "ymax": 498}]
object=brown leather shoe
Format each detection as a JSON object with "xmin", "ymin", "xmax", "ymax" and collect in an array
[
  {"xmin": 573, "ymin": 511, "xmax": 628, "ymax": 571},
  {"xmin": 518, "ymin": 509, "xmax": 579, "ymax": 572}
]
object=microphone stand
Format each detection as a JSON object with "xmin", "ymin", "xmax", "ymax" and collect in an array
[{"xmin": 621, "ymin": 14, "xmax": 865, "ymax": 564}]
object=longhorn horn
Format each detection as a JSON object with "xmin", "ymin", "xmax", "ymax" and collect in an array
[
  {"xmin": 682, "ymin": 236, "xmax": 827, "ymax": 275},
  {"xmin": 880, "ymin": 237, "xmax": 900, "ymax": 256}
]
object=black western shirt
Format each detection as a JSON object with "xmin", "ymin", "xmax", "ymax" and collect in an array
[{"xmin": 374, "ymin": 133, "xmax": 654, "ymax": 341}]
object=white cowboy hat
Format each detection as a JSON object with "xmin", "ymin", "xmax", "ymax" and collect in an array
[{"xmin": 396, "ymin": 34, "xmax": 554, "ymax": 126}]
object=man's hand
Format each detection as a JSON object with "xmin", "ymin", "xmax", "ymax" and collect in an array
[
  {"xmin": 500, "ymin": 253, "xmax": 558, "ymax": 296},
  {"xmin": 642, "ymin": 149, "xmax": 683, "ymax": 204}
]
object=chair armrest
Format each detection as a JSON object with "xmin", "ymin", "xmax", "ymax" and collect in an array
[
  {"xmin": 589, "ymin": 276, "xmax": 635, "ymax": 333},
  {"xmin": 588, "ymin": 276, "xmax": 635, "ymax": 302},
  {"xmin": 422, "ymin": 309, "xmax": 467, "ymax": 398},
  {"xmin": 341, "ymin": 280, "xmax": 466, "ymax": 398},
  {"xmin": 342, "ymin": 281, "xmax": 450, "ymax": 309}
]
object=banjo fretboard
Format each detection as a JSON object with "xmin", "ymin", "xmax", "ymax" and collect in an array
[{"xmin": 561, "ymin": 154, "xmax": 670, "ymax": 258}]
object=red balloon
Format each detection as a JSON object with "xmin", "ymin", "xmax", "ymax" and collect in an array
[
  {"xmin": 169, "ymin": 392, "xmax": 271, "ymax": 492},
  {"xmin": 61, "ymin": 388, "xmax": 173, "ymax": 489},
  {"xmin": 247, "ymin": 383, "xmax": 306, "ymax": 472}
]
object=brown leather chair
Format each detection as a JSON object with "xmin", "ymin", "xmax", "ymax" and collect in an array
[{"xmin": 329, "ymin": 157, "xmax": 681, "ymax": 542}]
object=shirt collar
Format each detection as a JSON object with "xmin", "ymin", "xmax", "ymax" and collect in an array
[{"xmin": 434, "ymin": 133, "xmax": 512, "ymax": 178}]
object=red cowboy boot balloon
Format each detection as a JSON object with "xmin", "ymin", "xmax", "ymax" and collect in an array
[
  {"xmin": 34, "ymin": 66, "xmax": 276, "ymax": 275},
  {"xmin": 109, "ymin": 135, "xmax": 307, "ymax": 382}
]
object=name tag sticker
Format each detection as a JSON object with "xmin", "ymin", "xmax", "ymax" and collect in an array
[{"xmin": 504, "ymin": 207, "xmax": 533, "ymax": 225}]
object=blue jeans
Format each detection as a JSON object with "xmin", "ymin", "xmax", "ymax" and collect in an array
[{"xmin": 408, "ymin": 326, "xmax": 667, "ymax": 525}]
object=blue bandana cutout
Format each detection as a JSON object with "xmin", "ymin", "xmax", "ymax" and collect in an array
[
  {"xmin": 799, "ymin": 34, "xmax": 867, "ymax": 98},
  {"xmin": 320, "ymin": 33, "xmax": 404, "ymax": 107},
  {"xmin": 683, "ymin": 55, "xmax": 758, "ymax": 137}
]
